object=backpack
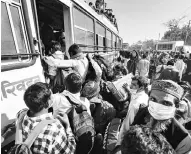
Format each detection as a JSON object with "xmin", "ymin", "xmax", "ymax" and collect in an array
[
  {"xmin": 93, "ymin": 55, "xmax": 114, "ymax": 81},
  {"xmin": 90, "ymin": 98, "xmax": 116, "ymax": 134},
  {"xmin": 103, "ymin": 118, "xmax": 122, "ymax": 154},
  {"xmin": 8, "ymin": 111, "xmax": 55, "ymax": 154},
  {"xmin": 65, "ymin": 96, "xmax": 95, "ymax": 140}
]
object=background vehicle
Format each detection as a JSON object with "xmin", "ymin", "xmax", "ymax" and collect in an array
[
  {"xmin": 155, "ymin": 40, "xmax": 184, "ymax": 53},
  {"xmin": 1, "ymin": 0, "xmax": 123, "ymax": 149}
]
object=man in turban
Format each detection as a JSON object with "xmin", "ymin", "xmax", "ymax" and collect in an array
[{"xmin": 116, "ymin": 80, "xmax": 191, "ymax": 154}]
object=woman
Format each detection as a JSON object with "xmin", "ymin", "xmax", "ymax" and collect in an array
[
  {"xmin": 126, "ymin": 50, "xmax": 139, "ymax": 75},
  {"xmin": 154, "ymin": 53, "xmax": 169, "ymax": 80}
]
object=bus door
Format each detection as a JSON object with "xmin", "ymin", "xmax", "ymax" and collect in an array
[{"xmin": 35, "ymin": 0, "xmax": 73, "ymax": 58}]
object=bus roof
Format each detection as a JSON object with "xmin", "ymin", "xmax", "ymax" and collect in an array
[
  {"xmin": 157, "ymin": 40, "xmax": 184, "ymax": 45},
  {"xmin": 72, "ymin": 0, "xmax": 119, "ymax": 35}
]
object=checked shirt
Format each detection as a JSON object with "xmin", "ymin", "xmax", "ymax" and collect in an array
[{"xmin": 16, "ymin": 109, "xmax": 76, "ymax": 154}]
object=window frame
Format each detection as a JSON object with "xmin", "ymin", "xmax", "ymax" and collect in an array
[
  {"xmin": 106, "ymin": 29, "xmax": 112, "ymax": 49},
  {"xmin": 73, "ymin": 6, "xmax": 95, "ymax": 50},
  {"xmin": 95, "ymin": 21, "xmax": 106, "ymax": 50},
  {"xmin": 9, "ymin": 3, "xmax": 30, "ymax": 54},
  {"xmin": 1, "ymin": 0, "xmax": 39, "ymax": 72},
  {"xmin": 72, "ymin": 4, "xmax": 121, "ymax": 53}
]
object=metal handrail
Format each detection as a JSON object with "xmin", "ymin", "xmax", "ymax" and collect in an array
[
  {"xmin": 1, "ymin": 53, "xmax": 40, "ymax": 58},
  {"xmin": 77, "ymin": 44, "xmax": 122, "ymax": 50}
]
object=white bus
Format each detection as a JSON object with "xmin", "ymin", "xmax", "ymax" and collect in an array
[
  {"xmin": 1, "ymin": 0, "xmax": 123, "ymax": 150},
  {"xmin": 155, "ymin": 40, "xmax": 184, "ymax": 53}
]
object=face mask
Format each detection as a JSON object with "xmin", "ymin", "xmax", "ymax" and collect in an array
[
  {"xmin": 148, "ymin": 101, "xmax": 176, "ymax": 120},
  {"xmin": 129, "ymin": 88, "xmax": 137, "ymax": 95}
]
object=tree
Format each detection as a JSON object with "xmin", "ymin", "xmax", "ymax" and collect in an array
[
  {"xmin": 162, "ymin": 18, "xmax": 191, "ymax": 45},
  {"xmin": 129, "ymin": 40, "xmax": 156, "ymax": 52}
]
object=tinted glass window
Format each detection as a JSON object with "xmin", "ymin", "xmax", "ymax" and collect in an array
[
  {"xmin": 96, "ymin": 23, "xmax": 105, "ymax": 36},
  {"xmin": 10, "ymin": 5, "xmax": 27, "ymax": 54},
  {"xmin": 74, "ymin": 28, "xmax": 86, "ymax": 45},
  {"xmin": 1, "ymin": 2, "xmax": 17, "ymax": 55}
]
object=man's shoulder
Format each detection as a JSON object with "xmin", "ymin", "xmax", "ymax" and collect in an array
[{"xmin": 140, "ymin": 91, "xmax": 149, "ymax": 99}]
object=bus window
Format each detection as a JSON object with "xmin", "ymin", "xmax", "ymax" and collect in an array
[
  {"xmin": 1, "ymin": 2, "xmax": 17, "ymax": 56},
  {"xmin": 73, "ymin": 7, "xmax": 94, "ymax": 51},
  {"xmin": 106, "ymin": 30, "xmax": 112, "ymax": 51},
  {"xmin": 112, "ymin": 33, "xmax": 116, "ymax": 49},
  {"xmin": 1, "ymin": 1, "xmax": 29, "ymax": 63},
  {"xmin": 10, "ymin": 5, "xmax": 27, "ymax": 54},
  {"xmin": 13, "ymin": 0, "xmax": 20, "ymax": 3},
  {"xmin": 95, "ymin": 22, "xmax": 105, "ymax": 51}
]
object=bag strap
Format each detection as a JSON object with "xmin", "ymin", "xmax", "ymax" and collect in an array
[
  {"xmin": 65, "ymin": 95, "xmax": 79, "ymax": 107},
  {"xmin": 15, "ymin": 110, "xmax": 28, "ymax": 144},
  {"xmin": 24, "ymin": 119, "xmax": 56, "ymax": 148}
]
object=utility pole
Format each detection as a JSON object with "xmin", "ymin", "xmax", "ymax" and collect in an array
[{"xmin": 185, "ymin": 20, "xmax": 191, "ymax": 45}]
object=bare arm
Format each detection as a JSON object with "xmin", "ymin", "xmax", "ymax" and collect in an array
[{"xmin": 43, "ymin": 57, "xmax": 78, "ymax": 68}]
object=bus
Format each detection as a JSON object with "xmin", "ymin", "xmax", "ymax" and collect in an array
[
  {"xmin": 155, "ymin": 40, "xmax": 184, "ymax": 53},
  {"xmin": 1, "ymin": 0, "xmax": 123, "ymax": 150}
]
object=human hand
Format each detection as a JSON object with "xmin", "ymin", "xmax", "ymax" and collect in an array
[
  {"xmin": 43, "ymin": 57, "xmax": 55, "ymax": 66},
  {"xmin": 122, "ymin": 83, "xmax": 128, "ymax": 90},
  {"xmin": 1, "ymin": 122, "xmax": 16, "ymax": 141},
  {"xmin": 56, "ymin": 113, "xmax": 70, "ymax": 130}
]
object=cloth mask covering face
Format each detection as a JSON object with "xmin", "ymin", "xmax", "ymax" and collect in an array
[{"xmin": 148, "ymin": 101, "xmax": 176, "ymax": 120}]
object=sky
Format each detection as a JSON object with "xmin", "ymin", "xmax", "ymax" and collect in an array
[{"xmin": 90, "ymin": 0, "xmax": 191, "ymax": 45}]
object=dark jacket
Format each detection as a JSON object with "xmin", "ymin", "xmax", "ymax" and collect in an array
[
  {"xmin": 126, "ymin": 51, "xmax": 139, "ymax": 75},
  {"xmin": 158, "ymin": 66, "xmax": 180, "ymax": 82}
]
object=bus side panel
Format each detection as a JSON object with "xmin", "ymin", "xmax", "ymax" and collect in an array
[{"xmin": 1, "ymin": 57, "xmax": 45, "ymax": 129}]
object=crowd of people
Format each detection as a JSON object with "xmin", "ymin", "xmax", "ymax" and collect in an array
[{"xmin": 2, "ymin": 44, "xmax": 191, "ymax": 154}]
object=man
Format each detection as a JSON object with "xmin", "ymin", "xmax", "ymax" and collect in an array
[
  {"xmin": 182, "ymin": 53, "xmax": 191, "ymax": 84},
  {"xmin": 41, "ymin": 18, "xmax": 55, "ymax": 55},
  {"xmin": 137, "ymin": 54, "xmax": 150, "ymax": 77},
  {"xmin": 175, "ymin": 54, "xmax": 187, "ymax": 80},
  {"xmin": 117, "ymin": 80, "xmax": 191, "ymax": 154},
  {"xmin": 177, "ymin": 81, "xmax": 191, "ymax": 123},
  {"xmin": 58, "ymin": 31, "xmax": 70, "ymax": 59},
  {"xmin": 50, "ymin": 72, "xmax": 94, "ymax": 154},
  {"xmin": 117, "ymin": 76, "xmax": 149, "ymax": 145},
  {"xmin": 16, "ymin": 82, "xmax": 76, "ymax": 153},
  {"xmin": 158, "ymin": 59, "xmax": 180, "ymax": 82},
  {"xmin": 50, "ymin": 72, "xmax": 91, "ymax": 116},
  {"xmin": 44, "ymin": 44, "xmax": 102, "ymax": 83}
]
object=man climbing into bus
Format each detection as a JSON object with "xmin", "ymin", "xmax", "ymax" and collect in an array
[
  {"xmin": 50, "ymin": 72, "xmax": 94, "ymax": 154},
  {"xmin": 44, "ymin": 44, "xmax": 101, "ymax": 83}
]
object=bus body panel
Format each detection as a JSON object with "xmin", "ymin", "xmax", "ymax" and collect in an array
[{"xmin": 1, "ymin": 58, "xmax": 45, "ymax": 128}]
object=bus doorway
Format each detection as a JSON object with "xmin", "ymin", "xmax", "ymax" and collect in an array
[{"xmin": 35, "ymin": 0, "xmax": 72, "ymax": 58}]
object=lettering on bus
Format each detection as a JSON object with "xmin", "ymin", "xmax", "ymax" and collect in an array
[{"xmin": 1, "ymin": 76, "xmax": 41, "ymax": 99}]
